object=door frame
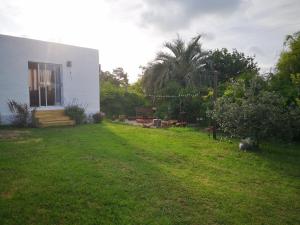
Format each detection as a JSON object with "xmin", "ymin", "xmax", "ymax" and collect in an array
[{"xmin": 28, "ymin": 61, "xmax": 63, "ymax": 108}]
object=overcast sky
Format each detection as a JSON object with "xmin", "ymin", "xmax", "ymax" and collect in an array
[{"xmin": 1, "ymin": 0, "xmax": 299, "ymax": 82}]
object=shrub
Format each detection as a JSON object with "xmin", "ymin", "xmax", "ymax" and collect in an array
[
  {"xmin": 7, "ymin": 100, "xmax": 31, "ymax": 127},
  {"xmin": 209, "ymin": 76, "xmax": 299, "ymax": 146},
  {"xmin": 100, "ymin": 80, "xmax": 148, "ymax": 118},
  {"xmin": 92, "ymin": 112, "xmax": 105, "ymax": 123},
  {"xmin": 64, "ymin": 105, "xmax": 86, "ymax": 125}
]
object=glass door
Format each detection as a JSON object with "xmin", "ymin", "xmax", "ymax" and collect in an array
[
  {"xmin": 28, "ymin": 63, "xmax": 39, "ymax": 107},
  {"xmin": 28, "ymin": 62, "xmax": 62, "ymax": 107}
]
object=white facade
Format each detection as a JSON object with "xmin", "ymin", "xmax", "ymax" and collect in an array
[{"xmin": 0, "ymin": 34, "xmax": 100, "ymax": 124}]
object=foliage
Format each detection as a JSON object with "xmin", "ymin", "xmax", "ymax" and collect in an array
[
  {"xmin": 269, "ymin": 31, "xmax": 300, "ymax": 105},
  {"xmin": 64, "ymin": 104, "xmax": 86, "ymax": 125},
  {"xmin": 100, "ymin": 69, "xmax": 148, "ymax": 118},
  {"xmin": 101, "ymin": 71, "xmax": 121, "ymax": 86},
  {"xmin": 210, "ymin": 76, "xmax": 298, "ymax": 144},
  {"xmin": 141, "ymin": 35, "xmax": 208, "ymax": 94},
  {"xmin": 278, "ymin": 31, "xmax": 300, "ymax": 75},
  {"xmin": 206, "ymin": 48, "xmax": 259, "ymax": 83},
  {"xmin": 112, "ymin": 67, "xmax": 129, "ymax": 89},
  {"xmin": 140, "ymin": 35, "xmax": 259, "ymax": 123},
  {"xmin": 101, "ymin": 68, "xmax": 129, "ymax": 88},
  {"xmin": 7, "ymin": 100, "xmax": 31, "ymax": 127},
  {"xmin": 92, "ymin": 112, "xmax": 105, "ymax": 123},
  {"xmin": 127, "ymin": 78, "xmax": 144, "ymax": 95},
  {"xmin": 151, "ymin": 85, "xmax": 210, "ymax": 123},
  {"xmin": 0, "ymin": 123, "xmax": 299, "ymax": 225}
]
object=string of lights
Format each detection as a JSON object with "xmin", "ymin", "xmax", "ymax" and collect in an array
[{"xmin": 145, "ymin": 92, "xmax": 207, "ymax": 98}]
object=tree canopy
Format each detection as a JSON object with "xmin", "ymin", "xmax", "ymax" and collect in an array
[
  {"xmin": 269, "ymin": 31, "xmax": 300, "ymax": 105},
  {"xmin": 140, "ymin": 35, "xmax": 259, "ymax": 122},
  {"xmin": 210, "ymin": 31, "xmax": 300, "ymax": 143},
  {"xmin": 206, "ymin": 48, "xmax": 259, "ymax": 83},
  {"xmin": 142, "ymin": 35, "xmax": 208, "ymax": 94},
  {"xmin": 141, "ymin": 35, "xmax": 259, "ymax": 95},
  {"xmin": 100, "ymin": 68, "xmax": 148, "ymax": 118}
]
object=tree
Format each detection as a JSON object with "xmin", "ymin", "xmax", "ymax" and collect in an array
[
  {"xmin": 269, "ymin": 31, "xmax": 300, "ymax": 105},
  {"xmin": 206, "ymin": 48, "xmax": 259, "ymax": 83},
  {"xmin": 100, "ymin": 67, "xmax": 129, "ymax": 89},
  {"xmin": 128, "ymin": 78, "xmax": 144, "ymax": 96},
  {"xmin": 100, "ymin": 69, "xmax": 147, "ymax": 118},
  {"xmin": 141, "ymin": 35, "xmax": 208, "ymax": 94},
  {"xmin": 112, "ymin": 67, "xmax": 129, "ymax": 90},
  {"xmin": 101, "ymin": 70, "xmax": 121, "ymax": 86},
  {"xmin": 210, "ymin": 76, "xmax": 298, "ymax": 146}
]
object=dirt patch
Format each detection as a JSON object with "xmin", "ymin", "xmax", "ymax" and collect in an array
[
  {"xmin": 1, "ymin": 190, "xmax": 14, "ymax": 199},
  {"xmin": 0, "ymin": 130, "xmax": 30, "ymax": 140},
  {"xmin": 16, "ymin": 138, "xmax": 42, "ymax": 144}
]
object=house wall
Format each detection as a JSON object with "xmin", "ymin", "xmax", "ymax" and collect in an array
[{"xmin": 0, "ymin": 34, "xmax": 100, "ymax": 124}]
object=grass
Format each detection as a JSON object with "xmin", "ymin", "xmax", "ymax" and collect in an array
[{"xmin": 0, "ymin": 122, "xmax": 299, "ymax": 225}]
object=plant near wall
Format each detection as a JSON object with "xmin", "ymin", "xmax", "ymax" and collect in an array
[
  {"xmin": 64, "ymin": 104, "xmax": 86, "ymax": 125},
  {"xmin": 92, "ymin": 112, "xmax": 105, "ymax": 123},
  {"xmin": 7, "ymin": 100, "xmax": 31, "ymax": 127}
]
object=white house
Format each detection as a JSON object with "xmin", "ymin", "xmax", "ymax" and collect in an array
[{"xmin": 0, "ymin": 34, "xmax": 100, "ymax": 125}]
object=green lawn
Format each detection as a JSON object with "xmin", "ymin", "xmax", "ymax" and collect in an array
[{"xmin": 0, "ymin": 122, "xmax": 299, "ymax": 225}]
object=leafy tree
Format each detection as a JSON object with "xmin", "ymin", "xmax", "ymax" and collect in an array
[
  {"xmin": 112, "ymin": 67, "xmax": 129, "ymax": 89},
  {"xmin": 140, "ymin": 35, "xmax": 260, "ymax": 123},
  {"xmin": 128, "ymin": 78, "xmax": 144, "ymax": 96},
  {"xmin": 210, "ymin": 76, "xmax": 299, "ymax": 145},
  {"xmin": 100, "ymin": 69, "xmax": 147, "ymax": 118},
  {"xmin": 207, "ymin": 48, "xmax": 259, "ymax": 83},
  {"xmin": 101, "ymin": 71, "xmax": 121, "ymax": 86},
  {"xmin": 269, "ymin": 31, "xmax": 300, "ymax": 105}
]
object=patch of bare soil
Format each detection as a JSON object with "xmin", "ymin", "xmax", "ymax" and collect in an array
[
  {"xmin": 1, "ymin": 190, "xmax": 14, "ymax": 199},
  {"xmin": 0, "ymin": 130, "xmax": 30, "ymax": 140}
]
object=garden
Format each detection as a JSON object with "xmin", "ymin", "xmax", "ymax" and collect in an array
[{"xmin": 100, "ymin": 32, "xmax": 300, "ymax": 147}]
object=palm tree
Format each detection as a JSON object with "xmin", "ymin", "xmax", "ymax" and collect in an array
[{"xmin": 142, "ymin": 35, "xmax": 209, "ymax": 94}]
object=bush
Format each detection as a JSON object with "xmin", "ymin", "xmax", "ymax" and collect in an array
[
  {"xmin": 100, "ymin": 80, "xmax": 148, "ymax": 118},
  {"xmin": 64, "ymin": 105, "xmax": 86, "ymax": 125},
  {"xmin": 92, "ymin": 112, "xmax": 105, "ymax": 123},
  {"xmin": 209, "ymin": 76, "xmax": 299, "ymax": 145},
  {"xmin": 7, "ymin": 100, "xmax": 31, "ymax": 127}
]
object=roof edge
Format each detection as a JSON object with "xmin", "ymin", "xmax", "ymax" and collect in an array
[{"xmin": 0, "ymin": 33, "xmax": 99, "ymax": 52}]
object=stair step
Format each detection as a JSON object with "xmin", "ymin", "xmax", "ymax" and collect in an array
[
  {"xmin": 38, "ymin": 118, "xmax": 73, "ymax": 123},
  {"xmin": 35, "ymin": 110, "xmax": 65, "ymax": 116},
  {"xmin": 39, "ymin": 120, "xmax": 75, "ymax": 127},
  {"xmin": 34, "ymin": 110, "xmax": 75, "ymax": 127},
  {"xmin": 36, "ymin": 115, "xmax": 71, "ymax": 121}
]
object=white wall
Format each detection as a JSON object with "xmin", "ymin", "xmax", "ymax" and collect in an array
[{"xmin": 0, "ymin": 34, "xmax": 100, "ymax": 124}]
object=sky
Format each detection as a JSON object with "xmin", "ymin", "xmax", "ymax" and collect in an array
[{"xmin": 0, "ymin": 0, "xmax": 299, "ymax": 83}]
